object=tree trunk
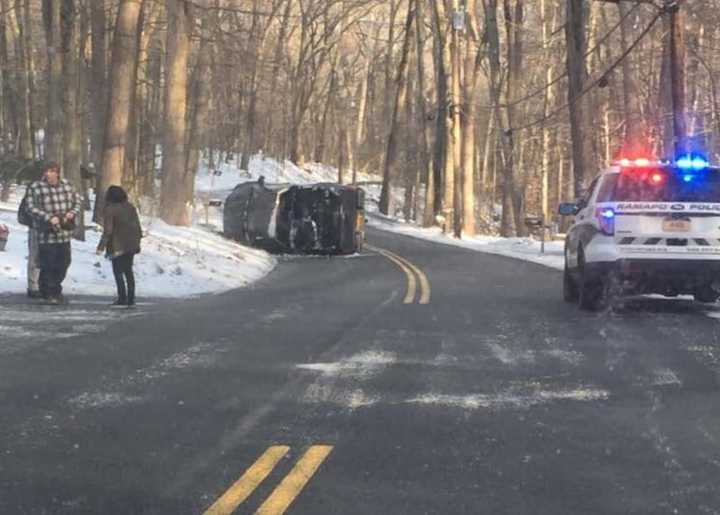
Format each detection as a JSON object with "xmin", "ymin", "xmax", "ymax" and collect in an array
[
  {"xmin": 315, "ymin": 64, "xmax": 338, "ymax": 163},
  {"xmin": 353, "ymin": 57, "xmax": 370, "ymax": 184},
  {"xmin": 89, "ymin": 0, "xmax": 107, "ymax": 171},
  {"xmin": 97, "ymin": 0, "xmax": 143, "ymax": 222},
  {"xmin": 138, "ymin": 41, "xmax": 161, "ymax": 200},
  {"xmin": 416, "ymin": 0, "xmax": 433, "ymax": 227},
  {"xmin": 669, "ymin": 5, "xmax": 687, "ymax": 155},
  {"xmin": 565, "ymin": 0, "xmax": 591, "ymax": 199},
  {"xmin": 61, "ymin": 0, "xmax": 84, "ymax": 240},
  {"xmin": 434, "ymin": 0, "xmax": 454, "ymax": 226},
  {"xmin": 185, "ymin": 8, "xmax": 212, "ymax": 213},
  {"xmin": 7, "ymin": 0, "xmax": 32, "ymax": 158},
  {"xmin": 263, "ymin": 0, "xmax": 291, "ymax": 157},
  {"xmin": 461, "ymin": 0, "xmax": 481, "ymax": 237},
  {"xmin": 507, "ymin": 0, "xmax": 525, "ymax": 237},
  {"xmin": 450, "ymin": 0, "xmax": 463, "ymax": 238},
  {"xmin": 539, "ymin": 0, "xmax": 557, "ymax": 224},
  {"xmin": 43, "ymin": 0, "xmax": 63, "ymax": 162},
  {"xmin": 240, "ymin": 0, "xmax": 262, "ymax": 171},
  {"xmin": 617, "ymin": 2, "xmax": 643, "ymax": 155},
  {"xmin": 0, "ymin": 0, "xmax": 19, "ymax": 154},
  {"xmin": 159, "ymin": 0, "xmax": 192, "ymax": 226},
  {"xmin": 21, "ymin": 0, "xmax": 37, "ymax": 156},
  {"xmin": 379, "ymin": 0, "xmax": 415, "ymax": 215},
  {"xmin": 429, "ymin": 0, "xmax": 448, "ymax": 217}
]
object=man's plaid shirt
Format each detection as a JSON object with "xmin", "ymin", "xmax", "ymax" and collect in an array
[{"xmin": 26, "ymin": 179, "xmax": 81, "ymax": 244}]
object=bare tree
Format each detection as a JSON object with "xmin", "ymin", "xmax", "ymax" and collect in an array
[
  {"xmin": 97, "ymin": 0, "xmax": 143, "ymax": 221},
  {"xmin": 379, "ymin": 0, "xmax": 415, "ymax": 215},
  {"xmin": 159, "ymin": 0, "xmax": 193, "ymax": 226},
  {"xmin": 43, "ymin": 0, "xmax": 64, "ymax": 163}
]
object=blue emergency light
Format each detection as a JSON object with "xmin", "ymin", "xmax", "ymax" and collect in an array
[{"xmin": 676, "ymin": 155, "xmax": 709, "ymax": 170}]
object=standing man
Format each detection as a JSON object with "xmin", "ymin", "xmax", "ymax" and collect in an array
[{"xmin": 26, "ymin": 162, "xmax": 80, "ymax": 304}]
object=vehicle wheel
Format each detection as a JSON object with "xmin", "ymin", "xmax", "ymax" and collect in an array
[
  {"xmin": 603, "ymin": 271, "xmax": 626, "ymax": 313},
  {"xmin": 578, "ymin": 251, "xmax": 603, "ymax": 311},
  {"xmin": 694, "ymin": 286, "xmax": 719, "ymax": 304},
  {"xmin": 563, "ymin": 262, "xmax": 579, "ymax": 303}
]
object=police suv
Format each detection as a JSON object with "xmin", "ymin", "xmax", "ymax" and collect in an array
[{"xmin": 559, "ymin": 156, "xmax": 720, "ymax": 310}]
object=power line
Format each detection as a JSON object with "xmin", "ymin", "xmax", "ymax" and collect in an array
[
  {"xmin": 505, "ymin": 7, "xmax": 664, "ymax": 133},
  {"xmin": 478, "ymin": 0, "xmax": 650, "ymax": 110}
]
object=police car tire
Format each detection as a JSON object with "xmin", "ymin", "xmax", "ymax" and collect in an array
[
  {"xmin": 578, "ymin": 254, "xmax": 603, "ymax": 311},
  {"xmin": 563, "ymin": 265, "xmax": 579, "ymax": 303},
  {"xmin": 578, "ymin": 275, "xmax": 602, "ymax": 310},
  {"xmin": 603, "ymin": 272, "xmax": 626, "ymax": 313},
  {"xmin": 694, "ymin": 286, "xmax": 719, "ymax": 304}
]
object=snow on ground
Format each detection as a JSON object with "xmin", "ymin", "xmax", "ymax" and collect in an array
[
  {"xmin": 367, "ymin": 211, "xmax": 564, "ymax": 270},
  {"xmin": 0, "ymin": 153, "xmax": 560, "ymax": 299},
  {"xmin": 0, "ymin": 185, "xmax": 274, "ymax": 298}
]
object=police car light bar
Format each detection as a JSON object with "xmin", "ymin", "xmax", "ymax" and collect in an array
[
  {"xmin": 616, "ymin": 158, "xmax": 659, "ymax": 167},
  {"xmin": 614, "ymin": 157, "xmax": 713, "ymax": 169},
  {"xmin": 676, "ymin": 155, "xmax": 709, "ymax": 170}
]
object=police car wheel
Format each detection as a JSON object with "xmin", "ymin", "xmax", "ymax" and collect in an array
[
  {"xmin": 603, "ymin": 271, "xmax": 626, "ymax": 313},
  {"xmin": 694, "ymin": 286, "xmax": 719, "ymax": 304},
  {"xmin": 578, "ymin": 253, "xmax": 604, "ymax": 311},
  {"xmin": 563, "ymin": 264, "xmax": 579, "ymax": 303}
]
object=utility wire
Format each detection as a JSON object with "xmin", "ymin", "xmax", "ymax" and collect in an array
[
  {"xmin": 478, "ymin": 0, "xmax": 648, "ymax": 110},
  {"xmin": 503, "ymin": 8, "xmax": 664, "ymax": 133}
]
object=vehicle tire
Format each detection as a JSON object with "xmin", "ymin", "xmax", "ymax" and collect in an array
[
  {"xmin": 578, "ymin": 251, "xmax": 603, "ymax": 311},
  {"xmin": 694, "ymin": 286, "xmax": 719, "ymax": 304},
  {"xmin": 603, "ymin": 271, "xmax": 626, "ymax": 313},
  {"xmin": 563, "ymin": 261, "xmax": 579, "ymax": 303}
]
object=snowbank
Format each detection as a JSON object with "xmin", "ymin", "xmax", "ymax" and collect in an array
[{"xmin": 0, "ymin": 187, "xmax": 274, "ymax": 298}]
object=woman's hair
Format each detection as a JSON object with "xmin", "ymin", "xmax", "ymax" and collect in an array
[{"xmin": 105, "ymin": 185, "xmax": 128, "ymax": 204}]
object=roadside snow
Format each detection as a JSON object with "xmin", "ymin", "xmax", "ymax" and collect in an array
[
  {"xmin": 0, "ymin": 188, "xmax": 274, "ymax": 298},
  {"xmin": 367, "ymin": 213, "xmax": 565, "ymax": 270},
  {"xmin": 0, "ymin": 154, "xmax": 561, "ymax": 299}
]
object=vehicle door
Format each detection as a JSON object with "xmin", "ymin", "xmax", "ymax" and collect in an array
[{"xmin": 566, "ymin": 176, "xmax": 600, "ymax": 268}]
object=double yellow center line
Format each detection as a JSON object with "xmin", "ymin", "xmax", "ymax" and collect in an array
[
  {"xmin": 204, "ymin": 445, "xmax": 333, "ymax": 515},
  {"xmin": 367, "ymin": 245, "xmax": 431, "ymax": 305}
]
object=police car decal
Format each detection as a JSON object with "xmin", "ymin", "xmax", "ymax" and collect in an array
[{"xmin": 614, "ymin": 202, "xmax": 720, "ymax": 214}]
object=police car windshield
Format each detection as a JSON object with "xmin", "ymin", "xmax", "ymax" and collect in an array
[{"xmin": 610, "ymin": 167, "xmax": 720, "ymax": 203}]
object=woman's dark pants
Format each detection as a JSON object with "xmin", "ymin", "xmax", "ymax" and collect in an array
[{"xmin": 111, "ymin": 253, "xmax": 135, "ymax": 303}]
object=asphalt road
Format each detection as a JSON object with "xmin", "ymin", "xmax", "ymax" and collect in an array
[{"xmin": 1, "ymin": 226, "xmax": 720, "ymax": 514}]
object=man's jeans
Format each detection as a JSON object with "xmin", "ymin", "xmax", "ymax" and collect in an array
[{"xmin": 38, "ymin": 242, "xmax": 71, "ymax": 298}]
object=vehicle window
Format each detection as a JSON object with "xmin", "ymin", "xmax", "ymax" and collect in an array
[
  {"xmin": 595, "ymin": 174, "xmax": 618, "ymax": 202},
  {"xmin": 612, "ymin": 167, "xmax": 720, "ymax": 202},
  {"xmin": 581, "ymin": 178, "xmax": 599, "ymax": 204}
]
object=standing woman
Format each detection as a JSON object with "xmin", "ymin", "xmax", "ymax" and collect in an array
[{"xmin": 96, "ymin": 186, "xmax": 142, "ymax": 306}]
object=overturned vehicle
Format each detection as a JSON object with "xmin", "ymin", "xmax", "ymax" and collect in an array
[{"xmin": 223, "ymin": 180, "xmax": 365, "ymax": 254}]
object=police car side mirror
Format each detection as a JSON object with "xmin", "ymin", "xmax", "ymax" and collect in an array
[{"xmin": 558, "ymin": 202, "xmax": 580, "ymax": 216}]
